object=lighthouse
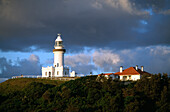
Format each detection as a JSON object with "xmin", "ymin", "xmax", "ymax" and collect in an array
[
  {"xmin": 42, "ymin": 34, "xmax": 69, "ymax": 77},
  {"xmin": 53, "ymin": 34, "xmax": 65, "ymax": 68},
  {"xmin": 53, "ymin": 34, "xmax": 69, "ymax": 77}
]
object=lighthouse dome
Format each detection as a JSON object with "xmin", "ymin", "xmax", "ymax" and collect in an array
[{"xmin": 55, "ymin": 34, "xmax": 63, "ymax": 41}]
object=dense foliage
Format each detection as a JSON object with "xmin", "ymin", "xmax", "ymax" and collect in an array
[{"xmin": 0, "ymin": 74, "xmax": 169, "ymax": 112}]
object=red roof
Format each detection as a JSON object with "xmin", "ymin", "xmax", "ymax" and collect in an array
[
  {"xmin": 98, "ymin": 73, "xmax": 113, "ymax": 76},
  {"xmin": 114, "ymin": 67, "xmax": 140, "ymax": 75}
]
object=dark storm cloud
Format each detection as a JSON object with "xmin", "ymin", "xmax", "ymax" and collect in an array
[
  {"xmin": 131, "ymin": 0, "xmax": 166, "ymax": 9},
  {"xmin": 0, "ymin": 0, "xmax": 170, "ymax": 52}
]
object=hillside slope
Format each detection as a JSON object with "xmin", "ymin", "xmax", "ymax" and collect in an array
[{"xmin": 0, "ymin": 74, "xmax": 169, "ymax": 112}]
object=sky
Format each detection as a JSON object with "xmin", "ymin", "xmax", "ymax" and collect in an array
[{"xmin": 0, "ymin": 0, "xmax": 170, "ymax": 78}]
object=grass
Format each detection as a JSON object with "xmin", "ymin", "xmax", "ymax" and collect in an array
[{"xmin": 0, "ymin": 78, "xmax": 66, "ymax": 95}]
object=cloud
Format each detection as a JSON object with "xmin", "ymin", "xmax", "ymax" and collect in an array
[
  {"xmin": 0, "ymin": 45, "xmax": 169, "ymax": 77},
  {"xmin": 64, "ymin": 45, "xmax": 170, "ymax": 74},
  {"xmin": 159, "ymin": 9, "xmax": 170, "ymax": 15},
  {"xmin": 105, "ymin": 0, "xmax": 148, "ymax": 15},
  {"xmin": 0, "ymin": 0, "xmax": 169, "ymax": 77},
  {"xmin": 149, "ymin": 46, "xmax": 170, "ymax": 55},
  {"xmin": 65, "ymin": 54, "xmax": 91, "ymax": 67},
  {"xmin": 93, "ymin": 49, "xmax": 121, "ymax": 71},
  {"xmin": 65, "ymin": 53, "xmax": 96, "ymax": 74},
  {"xmin": 0, "ymin": 54, "xmax": 41, "ymax": 78},
  {"xmin": 91, "ymin": 1, "xmax": 103, "ymax": 9},
  {"xmin": 118, "ymin": 46, "xmax": 170, "ymax": 73},
  {"xmin": 29, "ymin": 54, "xmax": 39, "ymax": 62},
  {"xmin": 64, "ymin": 49, "xmax": 122, "ymax": 74},
  {"xmin": 0, "ymin": 0, "xmax": 169, "ymax": 52}
]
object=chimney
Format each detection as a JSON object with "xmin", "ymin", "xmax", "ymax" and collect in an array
[
  {"xmin": 135, "ymin": 65, "xmax": 138, "ymax": 70},
  {"xmin": 141, "ymin": 66, "xmax": 144, "ymax": 72},
  {"xmin": 120, "ymin": 66, "xmax": 123, "ymax": 73}
]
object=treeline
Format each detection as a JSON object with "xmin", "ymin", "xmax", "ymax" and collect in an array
[{"xmin": 0, "ymin": 73, "xmax": 169, "ymax": 112}]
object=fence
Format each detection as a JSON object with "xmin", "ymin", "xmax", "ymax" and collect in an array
[{"xmin": 11, "ymin": 75, "xmax": 79, "ymax": 81}]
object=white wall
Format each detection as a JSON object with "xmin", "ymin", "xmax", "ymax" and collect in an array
[
  {"xmin": 70, "ymin": 71, "xmax": 76, "ymax": 77},
  {"xmin": 131, "ymin": 75, "xmax": 140, "ymax": 81},
  {"xmin": 120, "ymin": 74, "xmax": 141, "ymax": 81},
  {"xmin": 42, "ymin": 66, "xmax": 70, "ymax": 77},
  {"xmin": 54, "ymin": 67, "xmax": 64, "ymax": 77},
  {"xmin": 42, "ymin": 66, "xmax": 54, "ymax": 77},
  {"xmin": 53, "ymin": 51, "xmax": 64, "ymax": 67}
]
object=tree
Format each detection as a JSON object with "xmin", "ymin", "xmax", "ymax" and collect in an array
[{"xmin": 156, "ymin": 86, "xmax": 169, "ymax": 112}]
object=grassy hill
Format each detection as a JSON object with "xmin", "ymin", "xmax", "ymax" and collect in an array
[
  {"xmin": 0, "ymin": 78, "xmax": 65, "ymax": 95},
  {"xmin": 0, "ymin": 74, "xmax": 169, "ymax": 112}
]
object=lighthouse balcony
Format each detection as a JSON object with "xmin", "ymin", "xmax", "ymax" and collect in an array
[{"xmin": 53, "ymin": 49, "xmax": 66, "ymax": 52}]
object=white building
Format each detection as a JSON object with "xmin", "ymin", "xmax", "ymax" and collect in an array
[
  {"xmin": 42, "ymin": 34, "xmax": 76, "ymax": 77},
  {"xmin": 114, "ymin": 65, "xmax": 151, "ymax": 81}
]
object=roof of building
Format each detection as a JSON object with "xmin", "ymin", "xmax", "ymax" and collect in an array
[
  {"xmin": 114, "ymin": 67, "xmax": 150, "ymax": 75},
  {"xmin": 55, "ymin": 34, "xmax": 63, "ymax": 41},
  {"xmin": 98, "ymin": 73, "xmax": 114, "ymax": 76}
]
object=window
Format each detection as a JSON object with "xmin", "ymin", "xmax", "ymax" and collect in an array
[
  {"xmin": 45, "ymin": 72, "xmax": 47, "ymax": 76},
  {"xmin": 129, "ymin": 75, "xmax": 131, "ymax": 79},
  {"xmin": 65, "ymin": 72, "xmax": 66, "ymax": 75},
  {"xmin": 55, "ymin": 65, "xmax": 56, "ymax": 67},
  {"xmin": 59, "ymin": 41, "xmax": 62, "ymax": 46},
  {"xmin": 57, "ymin": 71, "xmax": 59, "ymax": 75},
  {"xmin": 123, "ymin": 76, "xmax": 127, "ymax": 81},
  {"xmin": 57, "ymin": 63, "xmax": 59, "ymax": 67}
]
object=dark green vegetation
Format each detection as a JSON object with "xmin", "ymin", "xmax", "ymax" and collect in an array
[{"xmin": 0, "ymin": 74, "xmax": 169, "ymax": 112}]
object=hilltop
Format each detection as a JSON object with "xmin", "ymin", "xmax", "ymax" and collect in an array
[
  {"xmin": 0, "ymin": 78, "xmax": 66, "ymax": 95},
  {"xmin": 0, "ymin": 74, "xmax": 169, "ymax": 112}
]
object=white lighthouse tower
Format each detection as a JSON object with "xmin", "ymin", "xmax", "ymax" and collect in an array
[
  {"xmin": 42, "ymin": 34, "xmax": 69, "ymax": 77},
  {"xmin": 53, "ymin": 34, "xmax": 69, "ymax": 77},
  {"xmin": 53, "ymin": 34, "xmax": 65, "ymax": 68}
]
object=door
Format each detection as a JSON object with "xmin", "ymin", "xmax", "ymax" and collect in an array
[{"xmin": 49, "ymin": 72, "xmax": 51, "ymax": 77}]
